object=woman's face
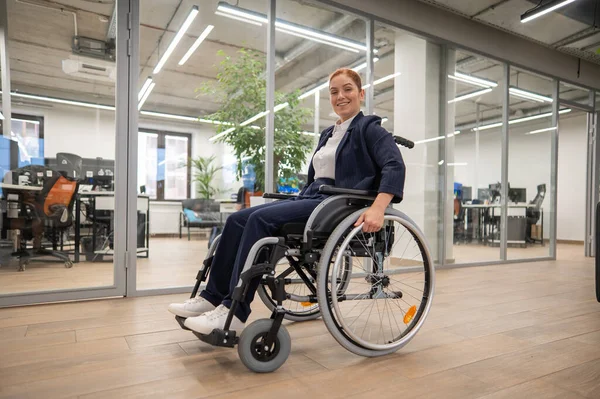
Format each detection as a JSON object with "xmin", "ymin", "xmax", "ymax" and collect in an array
[{"xmin": 329, "ymin": 74, "xmax": 364, "ymax": 122}]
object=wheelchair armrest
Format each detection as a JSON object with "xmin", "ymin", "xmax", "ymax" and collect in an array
[
  {"xmin": 318, "ymin": 185, "xmax": 378, "ymax": 199},
  {"xmin": 263, "ymin": 193, "xmax": 296, "ymax": 200}
]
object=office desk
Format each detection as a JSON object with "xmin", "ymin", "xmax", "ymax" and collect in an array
[
  {"xmin": 461, "ymin": 203, "xmax": 543, "ymax": 246},
  {"xmin": 74, "ymin": 192, "xmax": 150, "ymax": 263}
]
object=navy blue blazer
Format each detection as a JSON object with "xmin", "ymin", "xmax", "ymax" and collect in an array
[{"xmin": 300, "ymin": 112, "xmax": 406, "ymax": 203}]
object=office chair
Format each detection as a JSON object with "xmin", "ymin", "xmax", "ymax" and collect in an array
[
  {"xmin": 6, "ymin": 170, "xmax": 79, "ymax": 271},
  {"xmin": 526, "ymin": 184, "xmax": 546, "ymax": 244},
  {"xmin": 453, "ymin": 198, "xmax": 466, "ymax": 244},
  {"xmin": 56, "ymin": 152, "xmax": 83, "ymax": 179}
]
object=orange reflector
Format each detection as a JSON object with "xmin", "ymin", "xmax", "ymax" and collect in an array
[
  {"xmin": 403, "ymin": 305, "xmax": 417, "ymax": 324},
  {"xmin": 300, "ymin": 302, "xmax": 313, "ymax": 307}
]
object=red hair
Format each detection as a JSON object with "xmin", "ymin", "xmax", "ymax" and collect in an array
[{"xmin": 329, "ymin": 68, "xmax": 362, "ymax": 90}]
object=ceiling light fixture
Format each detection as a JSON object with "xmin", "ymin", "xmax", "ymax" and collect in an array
[
  {"xmin": 138, "ymin": 77, "xmax": 153, "ymax": 101},
  {"xmin": 138, "ymin": 82, "xmax": 156, "ymax": 110},
  {"xmin": 140, "ymin": 110, "xmax": 230, "ymax": 125},
  {"xmin": 276, "ymin": 27, "xmax": 360, "ymax": 53},
  {"xmin": 216, "ymin": 1, "xmax": 368, "ymax": 53},
  {"xmin": 179, "ymin": 25, "xmax": 215, "ymax": 66},
  {"xmin": 521, "ymin": 0, "xmax": 577, "ymax": 23},
  {"xmin": 509, "ymin": 87, "xmax": 553, "ymax": 103},
  {"xmin": 6, "ymin": 91, "xmax": 115, "ymax": 111},
  {"xmin": 448, "ymin": 88, "xmax": 493, "ymax": 103},
  {"xmin": 153, "ymin": 6, "xmax": 199, "ymax": 74},
  {"xmin": 472, "ymin": 108, "xmax": 571, "ymax": 131},
  {"xmin": 0, "ymin": 111, "xmax": 3, "ymax": 120},
  {"xmin": 526, "ymin": 126, "xmax": 558, "ymax": 135},
  {"xmin": 214, "ymin": 10, "xmax": 264, "ymax": 26},
  {"xmin": 450, "ymin": 72, "xmax": 498, "ymax": 88}
]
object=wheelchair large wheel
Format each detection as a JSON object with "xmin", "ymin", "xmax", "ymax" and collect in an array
[
  {"xmin": 317, "ymin": 208, "xmax": 435, "ymax": 357},
  {"xmin": 257, "ymin": 256, "xmax": 321, "ymax": 322}
]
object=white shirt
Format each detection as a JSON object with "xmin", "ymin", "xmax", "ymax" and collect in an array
[{"xmin": 313, "ymin": 113, "xmax": 358, "ymax": 180}]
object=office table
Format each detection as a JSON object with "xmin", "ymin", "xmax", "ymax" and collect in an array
[
  {"xmin": 74, "ymin": 192, "xmax": 150, "ymax": 263},
  {"xmin": 461, "ymin": 203, "xmax": 543, "ymax": 246}
]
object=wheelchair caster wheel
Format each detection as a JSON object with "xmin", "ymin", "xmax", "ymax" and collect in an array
[
  {"xmin": 64, "ymin": 260, "xmax": 73, "ymax": 268},
  {"xmin": 238, "ymin": 319, "xmax": 291, "ymax": 373}
]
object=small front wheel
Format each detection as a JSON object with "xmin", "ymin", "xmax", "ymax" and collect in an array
[{"xmin": 237, "ymin": 319, "xmax": 291, "ymax": 373}]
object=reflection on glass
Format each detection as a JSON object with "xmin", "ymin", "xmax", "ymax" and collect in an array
[{"xmin": 450, "ymin": 50, "xmax": 504, "ymax": 264}]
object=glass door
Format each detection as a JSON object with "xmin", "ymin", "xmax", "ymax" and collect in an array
[{"xmin": 0, "ymin": 0, "xmax": 132, "ymax": 306}]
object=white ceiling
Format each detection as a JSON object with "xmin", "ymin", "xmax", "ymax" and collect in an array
[{"xmin": 2, "ymin": 0, "xmax": 598, "ymax": 134}]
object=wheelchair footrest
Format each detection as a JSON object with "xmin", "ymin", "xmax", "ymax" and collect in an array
[
  {"xmin": 175, "ymin": 316, "xmax": 191, "ymax": 331},
  {"xmin": 192, "ymin": 328, "xmax": 239, "ymax": 348}
]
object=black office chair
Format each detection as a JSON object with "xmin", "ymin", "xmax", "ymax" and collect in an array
[
  {"xmin": 56, "ymin": 152, "xmax": 83, "ymax": 179},
  {"xmin": 4, "ymin": 168, "xmax": 79, "ymax": 271},
  {"xmin": 453, "ymin": 198, "xmax": 466, "ymax": 244},
  {"xmin": 526, "ymin": 184, "xmax": 546, "ymax": 244}
]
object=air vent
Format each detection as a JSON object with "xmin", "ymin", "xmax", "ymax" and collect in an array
[{"xmin": 62, "ymin": 55, "xmax": 116, "ymax": 82}]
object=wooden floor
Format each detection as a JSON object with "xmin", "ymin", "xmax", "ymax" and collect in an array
[
  {"xmin": 0, "ymin": 236, "xmax": 579, "ymax": 294},
  {"xmin": 0, "ymin": 249, "xmax": 598, "ymax": 398}
]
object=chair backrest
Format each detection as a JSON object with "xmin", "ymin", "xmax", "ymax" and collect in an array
[
  {"xmin": 56, "ymin": 152, "xmax": 83, "ymax": 179},
  {"xmin": 530, "ymin": 184, "xmax": 546, "ymax": 210},
  {"xmin": 42, "ymin": 176, "xmax": 78, "ymax": 226},
  {"xmin": 182, "ymin": 198, "xmax": 220, "ymax": 212}
]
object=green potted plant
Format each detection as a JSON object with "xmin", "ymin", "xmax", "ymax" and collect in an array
[
  {"xmin": 190, "ymin": 155, "xmax": 222, "ymax": 207},
  {"xmin": 197, "ymin": 48, "xmax": 313, "ymax": 192}
]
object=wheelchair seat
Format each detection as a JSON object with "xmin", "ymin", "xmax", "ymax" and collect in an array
[{"xmin": 279, "ymin": 196, "xmax": 372, "ymax": 242}]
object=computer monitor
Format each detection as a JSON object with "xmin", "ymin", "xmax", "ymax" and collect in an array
[
  {"xmin": 478, "ymin": 188, "xmax": 491, "ymax": 201},
  {"xmin": 508, "ymin": 188, "xmax": 527, "ymax": 203},
  {"xmin": 462, "ymin": 186, "xmax": 472, "ymax": 201}
]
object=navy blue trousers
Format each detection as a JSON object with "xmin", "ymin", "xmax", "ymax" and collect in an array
[{"xmin": 199, "ymin": 178, "xmax": 332, "ymax": 322}]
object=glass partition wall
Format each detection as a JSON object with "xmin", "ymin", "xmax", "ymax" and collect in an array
[{"xmin": 1, "ymin": 0, "xmax": 591, "ymax": 306}]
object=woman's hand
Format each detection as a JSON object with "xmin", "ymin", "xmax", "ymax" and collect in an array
[
  {"xmin": 354, "ymin": 193, "xmax": 394, "ymax": 233},
  {"xmin": 354, "ymin": 204, "xmax": 386, "ymax": 233}
]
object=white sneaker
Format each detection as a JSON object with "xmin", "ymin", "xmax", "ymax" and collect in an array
[
  {"xmin": 168, "ymin": 297, "xmax": 216, "ymax": 318},
  {"xmin": 183, "ymin": 304, "xmax": 246, "ymax": 335}
]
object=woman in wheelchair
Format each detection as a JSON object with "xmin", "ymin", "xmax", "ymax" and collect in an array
[{"xmin": 168, "ymin": 68, "xmax": 432, "ymax": 372}]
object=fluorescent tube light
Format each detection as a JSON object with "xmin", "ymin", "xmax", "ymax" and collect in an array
[
  {"xmin": 216, "ymin": 2, "xmax": 367, "ymax": 53},
  {"xmin": 153, "ymin": 6, "xmax": 199, "ymax": 74},
  {"xmin": 9, "ymin": 92, "xmax": 115, "ymax": 111},
  {"xmin": 138, "ymin": 82, "xmax": 155, "ymax": 110},
  {"xmin": 438, "ymin": 160, "xmax": 444, "ymax": 166},
  {"xmin": 448, "ymin": 162, "xmax": 468, "ymax": 166},
  {"xmin": 217, "ymin": 3, "xmax": 268, "ymax": 24},
  {"xmin": 276, "ymin": 27, "xmax": 359, "ymax": 53},
  {"xmin": 274, "ymin": 102, "xmax": 289, "ymax": 112},
  {"xmin": 299, "ymin": 82, "xmax": 329, "ymax": 100},
  {"xmin": 373, "ymin": 72, "xmax": 401, "ymax": 86},
  {"xmin": 414, "ymin": 136, "xmax": 444, "ymax": 145},
  {"xmin": 210, "ymin": 127, "xmax": 236, "ymax": 142},
  {"xmin": 352, "ymin": 57, "xmax": 379, "ymax": 72},
  {"xmin": 472, "ymin": 108, "xmax": 571, "ymax": 131},
  {"xmin": 521, "ymin": 0, "xmax": 577, "ymax": 23},
  {"xmin": 178, "ymin": 25, "xmax": 214, "ymax": 66},
  {"xmin": 509, "ymin": 87, "xmax": 553, "ymax": 103},
  {"xmin": 0, "ymin": 111, "xmax": 3, "ymax": 120},
  {"xmin": 140, "ymin": 110, "xmax": 230, "ymax": 125},
  {"xmin": 451, "ymin": 72, "xmax": 498, "ymax": 88},
  {"xmin": 448, "ymin": 88, "xmax": 493, "ymax": 103},
  {"xmin": 240, "ymin": 110, "xmax": 269, "ymax": 127},
  {"xmin": 526, "ymin": 126, "xmax": 557, "ymax": 135},
  {"xmin": 138, "ymin": 77, "xmax": 153, "ymax": 101},
  {"xmin": 214, "ymin": 11, "xmax": 263, "ymax": 26}
]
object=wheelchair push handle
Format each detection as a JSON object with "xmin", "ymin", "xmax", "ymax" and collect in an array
[{"xmin": 394, "ymin": 135, "xmax": 414, "ymax": 149}]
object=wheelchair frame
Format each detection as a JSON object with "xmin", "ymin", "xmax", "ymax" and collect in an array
[{"xmin": 174, "ymin": 135, "xmax": 435, "ymax": 372}]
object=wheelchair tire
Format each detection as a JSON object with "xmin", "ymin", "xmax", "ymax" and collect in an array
[
  {"xmin": 238, "ymin": 319, "xmax": 291, "ymax": 373},
  {"xmin": 257, "ymin": 257, "xmax": 321, "ymax": 322},
  {"xmin": 317, "ymin": 208, "xmax": 435, "ymax": 358}
]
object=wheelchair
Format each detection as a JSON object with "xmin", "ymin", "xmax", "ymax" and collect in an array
[{"xmin": 175, "ymin": 136, "xmax": 435, "ymax": 373}]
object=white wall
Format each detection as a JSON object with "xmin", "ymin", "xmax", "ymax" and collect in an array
[{"xmin": 452, "ymin": 112, "xmax": 587, "ymax": 241}]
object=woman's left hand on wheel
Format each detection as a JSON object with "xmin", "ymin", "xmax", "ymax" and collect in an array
[{"xmin": 354, "ymin": 205, "xmax": 385, "ymax": 233}]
